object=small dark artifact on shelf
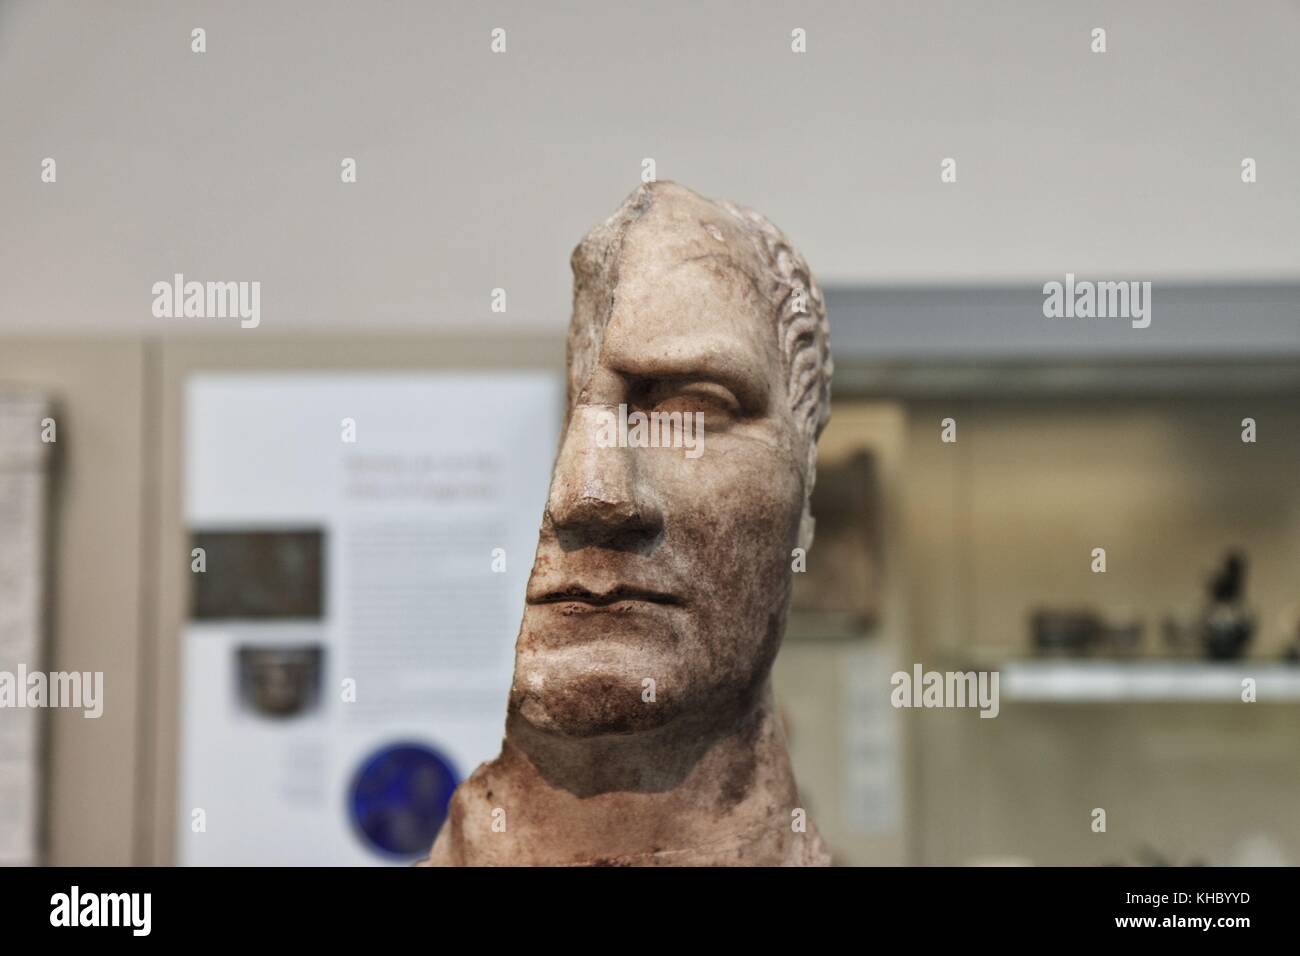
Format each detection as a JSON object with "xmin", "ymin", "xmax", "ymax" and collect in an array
[{"xmin": 1201, "ymin": 551, "xmax": 1254, "ymax": 661}]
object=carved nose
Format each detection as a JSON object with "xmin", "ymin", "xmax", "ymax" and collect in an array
[{"xmin": 545, "ymin": 406, "xmax": 664, "ymax": 546}]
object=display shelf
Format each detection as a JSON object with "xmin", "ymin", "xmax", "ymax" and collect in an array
[{"xmin": 999, "ymin": 659, "xmax": 1300, "ymax": 702}]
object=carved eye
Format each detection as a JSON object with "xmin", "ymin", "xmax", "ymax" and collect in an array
[{"xmin": 648, "ymin": 382, "xmax": 741, "ymax": 421}]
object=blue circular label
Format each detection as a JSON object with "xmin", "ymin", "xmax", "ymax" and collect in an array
[{"xmin": 348, "ymin": 742, "xmax": 459, "ymax": 859}]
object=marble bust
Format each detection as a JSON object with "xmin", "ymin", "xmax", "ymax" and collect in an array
[{"xmin": 422, "ymin": 181, "xmax": 833, "ymax": 866}]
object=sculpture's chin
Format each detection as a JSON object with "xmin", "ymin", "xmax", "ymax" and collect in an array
[{"xmin": 508, "ymin": 660, "xmax": 685, "ymax": 738}]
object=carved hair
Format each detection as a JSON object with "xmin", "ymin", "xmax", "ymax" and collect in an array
[
  {"xmin": 714, "ymin": 196, "xmax": 833, "ymax": 463},
  {"xmin": 568, "ymin": 182, "xmax": 833, "ymax": 491}
]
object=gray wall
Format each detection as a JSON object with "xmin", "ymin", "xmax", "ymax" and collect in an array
[{"xmin": 3, "ymin": 0, "xmax": 1299, "ymax": 338}]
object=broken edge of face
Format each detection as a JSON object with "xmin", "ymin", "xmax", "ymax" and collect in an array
[{"xmin": 566, "ymin": 181, "xmax": 834, "ymax": 552}]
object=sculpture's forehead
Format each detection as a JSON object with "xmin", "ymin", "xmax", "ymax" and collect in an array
[
  {"xmin": 606, "ymin": 187, "xmax": 770, "ymax": 333},
  {"xmin": 617, "ymin": 184, "xmax": 765, "ymax": 280},
  {"xmin": 565, "ymin": 183, "xmax": 781, "ymax": 399}
]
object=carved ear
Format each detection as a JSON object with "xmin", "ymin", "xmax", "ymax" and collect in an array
[{"xmin": 797, "ymin": 506, "xmax": 815, "ymax": 553}]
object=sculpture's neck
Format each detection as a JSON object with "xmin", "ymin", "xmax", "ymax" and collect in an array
[{"xmin": 485, "ymin": 680, "xmax": 804, "ymax": 865}]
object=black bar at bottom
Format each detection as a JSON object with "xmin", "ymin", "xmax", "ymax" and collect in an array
[{"xmin": 0, "ymin": 865, "xmax": 1279, "ymax": 942}]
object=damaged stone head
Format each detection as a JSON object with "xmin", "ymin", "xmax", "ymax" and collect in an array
[{"xmin": 423, "ymin": 181, "xmax": 833, "ymax": 866}]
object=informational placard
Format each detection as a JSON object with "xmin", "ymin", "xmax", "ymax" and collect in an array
[
  {"xmin": 179, "ymin": 373, "xmax": 560, "ymax": 865},
  {"xmin": 0, "ymin": 392, "xmax": 53, "ymax": 866}
]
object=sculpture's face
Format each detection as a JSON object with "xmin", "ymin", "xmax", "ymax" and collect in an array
[{"xmin": 510, "ymin": 188, "xmax": 808, "ymax": 738}]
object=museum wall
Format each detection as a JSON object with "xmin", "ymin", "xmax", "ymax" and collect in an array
[
  {"xmin": 3, "ymin": 0, "xmax": 1299, "ymax": 340},
  {"xmin": 7, "ymin": 336, "xmax": 1296, "ymax": 866}
]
